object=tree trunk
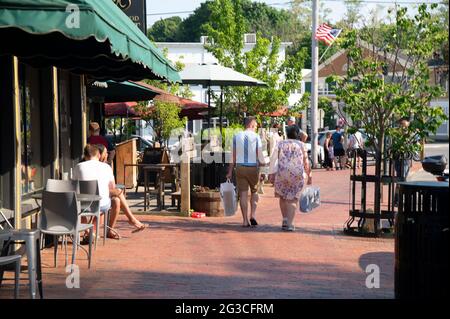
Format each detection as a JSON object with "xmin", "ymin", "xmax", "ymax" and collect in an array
[{"xmin": 374, "ymin": 131, "xmax": 385, "ymax": 236}]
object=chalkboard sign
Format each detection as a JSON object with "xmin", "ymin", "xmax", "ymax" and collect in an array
[{"xmin": 113, "ymin": 0, "xmax": 147, "ymax": 34}]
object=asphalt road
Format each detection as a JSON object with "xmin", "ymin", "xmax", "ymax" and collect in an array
[
  {"xmin": 424, "ymin": 142, "xmax": 449, "ymax": 161},
  {"xmin": 409, "ymin": 142, "xmax": 449, "ymax": 181}
]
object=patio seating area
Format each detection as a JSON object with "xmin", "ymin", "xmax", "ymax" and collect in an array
[{"xmin": 0, "ymin": 168, "xmax": 396, "ymax": 299}]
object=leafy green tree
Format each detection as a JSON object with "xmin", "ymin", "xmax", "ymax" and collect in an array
[
  {"xmin": 176, "ymin": 1, "xmax": 214, "ymax": 42},
  {"xmin": 135, "ymin": 101, "xmax": 186, "ymax": 146},
  {"xmin": 147, "ymin": 16, "xmax": 182, "ymax": 42},
  {"xmin": 203, "ymin": 0, "xmax": 306, "ymax": 124},
  {"xmin": 241, "ymin": 1, "xmax": 301, "ymax": 42},
  {"xmin": 148, "ymin": 0, "xmax": 304, "ymax": 45},
  {"xmin": 329, "ymin": 4, "xmax": 448, "ymax": 220},
  {"xmin": 318, "ymin": 96, "xmax": 336, "ymax": 129}
]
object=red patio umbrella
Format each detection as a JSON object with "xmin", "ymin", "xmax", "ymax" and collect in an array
[
  {"xmin": 132, "ymin": 81, "xmax": 209, "ymax": 120},
  {"xmin": 104, "ymin": 101, "xmax": 138, "ymax": 117}
]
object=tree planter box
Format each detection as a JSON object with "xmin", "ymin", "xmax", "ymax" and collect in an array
[{"xmin": 191, "ymin": 191, "xmax": 224, "ymax": 217}]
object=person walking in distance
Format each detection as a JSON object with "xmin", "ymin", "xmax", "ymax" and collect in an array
[
  {"xmin": 348, "ymin": 128, "xmax": 365, "ymax": 169},
  {"xmin": 323, "ymin": 132, "xmax": 334, "ymax": 171},
  {"xmin": 332, "ymin": 126, "xmax": 347, "ymax": 170},
  {"xmin": 226, "ymin": 116, "xmax": 265, "ymax": 227}
]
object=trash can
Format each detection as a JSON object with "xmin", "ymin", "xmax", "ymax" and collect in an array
[{"xmin": 395, "ymin": 181, "xmax": 449, "ymax": 299}]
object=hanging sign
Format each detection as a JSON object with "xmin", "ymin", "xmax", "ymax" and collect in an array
[{"xmin": 113, "ymin": 0, "xmax": 147, "ymax": 34}]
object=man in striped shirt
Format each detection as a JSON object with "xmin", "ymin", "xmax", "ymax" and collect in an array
[{"xmin": 226, "ymin": 116, "xmax": 265, "ymax": 227}]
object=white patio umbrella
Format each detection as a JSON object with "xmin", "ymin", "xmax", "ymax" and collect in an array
[{"xmin": 180, "ymin": 63, "xmax": 267, "ymax": 143}]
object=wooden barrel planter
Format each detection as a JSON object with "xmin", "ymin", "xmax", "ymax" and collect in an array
[{"xmin": 191, "ymin": 191, "xmax": 224, "ymax": 217}]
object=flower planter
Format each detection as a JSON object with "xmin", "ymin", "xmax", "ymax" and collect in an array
[{"xmin": 191, "ymin": 191, "xmax": 224, "ymax": 217}]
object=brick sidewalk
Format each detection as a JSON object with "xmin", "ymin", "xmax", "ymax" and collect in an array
[{"xmin": 1, "ymin": 166, "xmax": 405, "ymax": 299}]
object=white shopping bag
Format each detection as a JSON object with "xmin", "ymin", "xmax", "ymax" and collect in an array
[
  {"xmin": 299, "ymin": 186, "xmax": 320, "ymax": 213},
  {"xmin": 220, "ymin": 179, "xmax": 237, "ymax": 216}
]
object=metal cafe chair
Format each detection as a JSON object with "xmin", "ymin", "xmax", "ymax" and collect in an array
[
  {"xmin": 45, "ymin": 179, "xmax": 79, "ymax": 193},
  {"xmin": 0, "ymin": 229, "xmax": 22, "ymax": 299},
  {"xmin": 78, "ymin": 180, "xmax": 108, "ymax": 249},
  {"xmin": 1, "ymin": 212, "xmax": 43, "ymax": 299},
  {"xmin": 41, "ymin": 179, "xmax": 80, "ymax": 252},
  {"xmin": 39, "ymin": 191, "xmax": 93, "ymax": 269}
]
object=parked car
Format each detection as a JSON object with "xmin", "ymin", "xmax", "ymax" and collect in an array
[
  {"xmin": 105, "ymin": 134, "xmax": 154, "ymax": 153},
  {"xmin": 304, "ymin": 141, "xmax": 324, "ymax": 167}
]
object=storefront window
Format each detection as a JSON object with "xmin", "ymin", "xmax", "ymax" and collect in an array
[{"xmin": 19, "ymin": 63, "xmax": 43, "ymax": 195}]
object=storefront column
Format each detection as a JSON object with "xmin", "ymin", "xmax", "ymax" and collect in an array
[
  {"xmin": 81, "ymin": 76, "xmax": 88, "ymax": 150},
  {"xmin": 52, "ymin": 67, "xmax": 60, "ymax": 178},
  {"xmin": 12, "ymin": 57, "xmax": 22, "ymax": 229}
]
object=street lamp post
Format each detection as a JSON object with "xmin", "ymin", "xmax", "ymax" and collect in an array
[{"xmin": 311, "ymin": 0, "xmax": 319, "ymax": 168}]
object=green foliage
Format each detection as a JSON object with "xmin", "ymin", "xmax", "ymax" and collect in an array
[
  {"xmin": 147, "ymin": 0, "xmax": 301, "ymax": 44},
  {"xmin": 289, "ymin": 91, "xmax": 310, "ymax": 117},
  {"xmin": 329, "ymin": 4, "xmax": 448, "ymax": 163},
  {"xmin": 176, "ymin": 1, "xmax": 214, "ymax": 42},
  {"xmin": 135, "ymin": 101, "xmax": 186, "ymax": 146},
  {"xmin": 202, "ymin": 0, "xmax": 305, "ymax": 124},
  {"xmin": 318, "ymin": 96, "xmax": 336, "ymax": 129},
  {"xmin": 147, "ymin": 16, "xmax": 182, "ymax": 42}
]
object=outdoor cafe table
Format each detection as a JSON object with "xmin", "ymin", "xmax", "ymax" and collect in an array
[
  {"xmin": 123, "ymin": 163, "xmax": 177, "ymax": 211},
  {"xmin": 143, "ymin": 164, "xmax": 177, "ymax": 211}
]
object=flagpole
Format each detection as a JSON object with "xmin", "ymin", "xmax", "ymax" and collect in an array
[
  {"xmin": 318, "ymin": 29, "xmax": 341, "ymax": 63},
  {"xmin": 319, "ymin": 45, "xmax": 331, "ymax": 64},
  {"xmin": 311, "ymin": 0, "xmax": 319, "ymax": 168}
]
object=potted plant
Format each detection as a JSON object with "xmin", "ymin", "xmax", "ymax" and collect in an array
[{"xmin": 191, "ymin": 185, "xmax": 224, "ymax": 217}]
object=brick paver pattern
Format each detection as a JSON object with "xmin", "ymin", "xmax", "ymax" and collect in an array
[{"xmin": 1, "ymin": 165, "xmax": 409, "ymax": 299}]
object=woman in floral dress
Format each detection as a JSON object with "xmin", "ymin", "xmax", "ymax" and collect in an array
[{"xmin": 269, "ymin": 125, "xmax": 312, "ymax": 231}]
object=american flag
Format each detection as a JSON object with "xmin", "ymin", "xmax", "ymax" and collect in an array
[{"xmin": 315, "ymin": 24, "xmax": 342, "ymax": 46}]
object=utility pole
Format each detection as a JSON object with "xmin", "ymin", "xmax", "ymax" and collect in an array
[{"xmin": 311, "ymin": 0, "xmax": 319, "ymax": 168}]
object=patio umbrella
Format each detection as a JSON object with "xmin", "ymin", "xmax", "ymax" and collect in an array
[
  {"xmin": 180, "ymin": 63, "xmax": 267, "ymax": 149},
  {"xmin": 104, "ymin": 102, "xmax": 138, "ymax": 117},
  {"xmin": 180, "ymin": 63, "xmax": 267, "ymax": 188}
]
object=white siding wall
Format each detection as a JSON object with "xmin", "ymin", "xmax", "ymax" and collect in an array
[{"xmin": 430, "ymin": 99, "xmax": 449, "ymax": 140}]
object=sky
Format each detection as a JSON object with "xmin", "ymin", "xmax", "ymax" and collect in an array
[{"xmin": 145, "ymin": 0, "xmax": 441, "ymax": 28}]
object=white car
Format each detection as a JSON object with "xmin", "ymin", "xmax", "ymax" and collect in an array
[{"xmin": 304, "ymin": 142, "xmax": 325, "ymax": 166}]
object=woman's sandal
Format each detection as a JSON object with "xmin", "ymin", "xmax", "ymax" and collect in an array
[
  {"xmin": 107, "ymin": 229, "xmax": 121, "ymax": 240},
  {"xmin": 80, "ymin": 233, "xmax": 94, "ymax": 245},
  {"xmin": 131, "ymin": 223, "xmax": 146, "ymax": 233}
]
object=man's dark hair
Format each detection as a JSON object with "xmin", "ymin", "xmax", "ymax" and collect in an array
[
  {"xmin": 84, "ymin": 144, "xmax": 99, "ymax": 159},
  {"xmin": 244, "ymin": 116, "xmax": 256, "ymax": 128},
  {"xmin": 286, "ymin": 125, "xmax": 301, "ymax": 140},
  {"xmin": 335, "ymin": 125, "xmax": 341, "ymax": 130}
]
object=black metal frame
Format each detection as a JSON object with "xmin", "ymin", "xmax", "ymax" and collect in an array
[{"xmin": 344, "ymin": 150, "xmax": 402, "ymax": 237}]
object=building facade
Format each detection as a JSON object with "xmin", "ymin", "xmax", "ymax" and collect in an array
[
  {"xmin": 156, "ymin": 36, "xmax": 308, "ymax": 132},
  {"xmin": 0, "ymin": 0, "xmax": 179, "ymax": 228},
  {"xmin": 303, "ymin": 47, "xmax": 449, "ymax": 140}
]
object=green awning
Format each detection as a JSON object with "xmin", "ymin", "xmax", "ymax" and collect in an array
[
  {"xmin": 0, "ymin": 0, "xmax": 181, "ymax": 82},
  {"xmin": 87, "ymin": 80, "xmax": 160, "ymax": 102}
]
